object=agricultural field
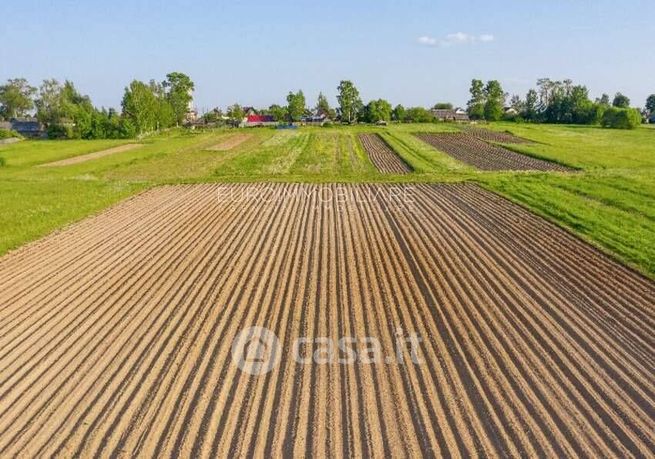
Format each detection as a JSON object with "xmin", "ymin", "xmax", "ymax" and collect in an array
[
  {"xmin": 358, "ymin": 133, "xmax": 412, "ymax": 174},
  {"xmin": 1, "ymin": 123, "xmax": 654, "ymax": 277},
  {"xmin": 416, "ymin": 132, "xmax": 573, "ymax": 172},
  {"xmin": 0, "ymin": 183, "xmax": 652, "ymax": 456}
]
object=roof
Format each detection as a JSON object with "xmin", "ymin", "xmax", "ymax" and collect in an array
[
  {"xmin": 247, "ymin": 114, "xmax": 275, "ymax": 123},
  {"xmin": 432, "ymin": 109, "xmax": 470, "ymax": 120},
  {"xmin": 8, "ymin": 120, "xmax": 44, "ymax": 132}
]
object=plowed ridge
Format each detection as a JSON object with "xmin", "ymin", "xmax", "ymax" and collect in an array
[
  {"xmin": 0, "ymin": 184, "xmax": 653, "ymax": 457},
  {"xmin": 418, "ymin": 133, "xmax": 572, "ymax": 172},
  {"xmin": 38, "ymin": 144, "xmax": 143, "ymax": 167},
  {"xmin": 359, "ymin": 133, "xmax": 412, "ymax": 174},
  {"xmin": 462, "ymin": 126, "xmax": 531, "ymax": 144},
  {"xmin": 207, "ymin": 134, "xmax": 252, "ymax": 151}
]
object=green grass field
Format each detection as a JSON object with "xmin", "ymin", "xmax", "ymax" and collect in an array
[{"xmin": 1, "ymin": 123, "xmax": 653, "ymax": 277}]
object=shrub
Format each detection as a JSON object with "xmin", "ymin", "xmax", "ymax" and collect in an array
[
  {"xmin": 0, "ymin": 156, "xmax": 6, "ymax": 167},
  {"xmin": 0, "ymin": 128, "xmax": 22, "ymax": 139},
  {"xmin": 601, "ymin": 107, "xmax": 642, "ymax": 129},
  {"xmin": 46, "ymin": 124, "xmax": 75, "ymax": 139}
]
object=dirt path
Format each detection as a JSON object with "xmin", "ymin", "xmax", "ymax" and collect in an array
[
  {"xmin": 0, "ymin": 184, "xmax": 652, "ymax": 457},
  {"xmin": 359, "ymin": 134, "xmax": 412, "ymax": 174},
  {"xmin": 207, "ymin": 134, "xmax": 253, "ymax": 151},
  {"xmin": 38, "ymin": 144, "xmax": 143, "ymax": 167}
]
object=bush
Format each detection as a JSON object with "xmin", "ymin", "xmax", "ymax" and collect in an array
[
  {"xmin": 46, "ymin": 124, "xmax": 74, "ymax": 139},
  {"xmin": 601, "ymin": 107, "xmax": 642, "ymax": 129},
  {"xmin": 0, "ymin": 128, "xmax": 22, "ymax": 139},
  {"xmin": 0, "ymin": 156, "xmax": 6, "ymax": 167}
]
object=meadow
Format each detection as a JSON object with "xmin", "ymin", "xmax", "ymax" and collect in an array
[{"xmin": 0, "ymin": 123, "xmax": 653, "ymax": 276}]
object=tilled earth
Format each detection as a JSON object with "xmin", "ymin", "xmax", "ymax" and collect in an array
[
  {"xmin": 417, "ymin": 133, "xmax": 573, "ymax": 171},
  {"xmin": 359, "ymin": 133, "xmax": 412, "ymax": 174},
  {"xmin": 0, "ymin": 184, "xmax": 652, "ymax": 457}
]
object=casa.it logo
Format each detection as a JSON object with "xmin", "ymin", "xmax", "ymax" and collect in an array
[{"xmin": 231, "ymin": 326, "xmax": 282, "ymax": 375}]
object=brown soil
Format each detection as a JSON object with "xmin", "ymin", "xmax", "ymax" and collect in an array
[
  {"xmin": 207, "ymin": 134, "xmax": 253, "ymax": 151},
  {"xmin": 0, "ymin": 183, "xmax": 652, "ymax": 457},
  {"xmin": 38, "ymin": 144, "xmax": 143, "ymax": 167},
  {"xmin": 417, "ymin": 133, "xmax": 573, "ymax": 171},
  {"xmin": 462, "ymin": 126, "xmax": 531, "ymax": 144},
  {"xmin": 359, "ymin": 133, "xmax": 412, "ymax": 174}
]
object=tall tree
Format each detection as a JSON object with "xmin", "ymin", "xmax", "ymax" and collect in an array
[
  {"xmin": 596, "ymin": 93, "xmax": 611, "ymax": 106},
  {"xmin": 645, "ymin": 94, "xmax": 655, "ymax": 114},
  {"xmin": 336, "ymin": 80, "xmax": 362, "ymax": 123},
  {"xmin": 612, "ymin": 92, "xmax": 630, "ymax": 108},
  {"xmin": 0, "ymin": 78, "xmax": 36, "ymax": 119},
  {"xmin": 466, "ymin": 79, "xmax": 485, "ymax": 120},
  {"xmin": 315, "ymin": 92, "xmax": 332, "ymax": 117},
  {"xmin": 363, "ymin": 99, "xmax": 392, "ymax": 123},
  {"xmin": 35, "ymin": 79, "xmax": 65, "ymax": 126},
  {"xmin": 268, "ymin": 104, "xmax": 287, "ymax": 122},
  {"xmin": 392, "ymin": 104, "xmax": 406, "ymax": 122},
  {"xmin": 227, "ymin": 104, "xmax": 245, "ymax": 122},
  {"xmin": 163, "ymin": 72, "xmax": 194, "ymax": 125},
  {"xmin": 523, "ymin": 89, "xmax": 539, "ymax": 121},
  {"xmin": 286, "ymin": 90, "xmax": 306, "ymax": 122},
  {"xmin": 483, "ymin": 80, "xmax": 505, "ymax": 121},
  {"xmin": 121, "ymin": 80, "xmax": 160, "ymax": 135}
]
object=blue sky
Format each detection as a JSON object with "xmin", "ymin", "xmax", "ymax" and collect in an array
[{"xmin": 2, "ymin": 0, "xmax": 653, "ymax": 112}]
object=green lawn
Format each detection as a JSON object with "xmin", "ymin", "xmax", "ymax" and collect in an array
[{"xmin": 1, "ymin": 123, "xmax": 653, "ymax": 278}]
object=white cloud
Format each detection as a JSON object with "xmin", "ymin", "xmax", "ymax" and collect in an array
[
  {"xmin": 418, "ymin": 33, "xmax": 495, "ymax": 47},
  {"xmin": 417, "ymin": 35, "xmax": 438, "ymax": 46}
]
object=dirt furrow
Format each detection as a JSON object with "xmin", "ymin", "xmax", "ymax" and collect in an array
[{"xmin": 0, "ymin": 183, "xmax": 652, "ymax": 457}]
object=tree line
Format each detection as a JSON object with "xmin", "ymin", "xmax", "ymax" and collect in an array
[
  {"xmin": 0, "ymin": 73, "xmax": 194, "ymax": 138},
  {"xmin": 466, "ymin": 78, "xmax": 648, "ymax": 129},
  {"xmin": 1, "ymin": 74, "xmax": 653, "ymax": 139},
  {"xmin": 204, "ymin": 80, "xmax": 443, "ymax": 126}
]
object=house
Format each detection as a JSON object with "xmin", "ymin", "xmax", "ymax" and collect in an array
[
  {"xmin": 242, "ymin": 107, "xmax": 257, "ymax": 117},
  {"xmin": 0, "ymin": 119, "xmax": 45, "ymax": 138},
  {"xmin": 301, "ymin": 114, "xmax": 328, "ymax": 125},
  {"xmin": 243, "ymin": 114, "xmax": 277, "ymax": 127},
  {"xmin": 432, "ymin": 108, "xmax": 469, "ymax": 122}
]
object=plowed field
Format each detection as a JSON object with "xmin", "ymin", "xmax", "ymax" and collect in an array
[
  {"xmin": 207, "ymin": 134, "xmax": 252, "ymax": 151},
  {"xmin": 462, "ymin": 126, "xmax": 530, "ymax": 144},
  {"xmin": 359, "ymin": 133, "xmax": 412, "ymax": 173},
  {"xmin": 417, "ymin": 133, "xmax": 573, "ymax": 172},
  {"xmin": 0, "ymin": 184, "xmax": 653, "ymax": 457},
  {"xmin": 38, "ymin": 144, "xmax": 142, "ymax": 167}
]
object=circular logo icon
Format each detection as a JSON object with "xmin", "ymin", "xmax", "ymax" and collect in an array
[{"xmin": 231, "ymin": 326, "xmax": 281, "ymax": 375}]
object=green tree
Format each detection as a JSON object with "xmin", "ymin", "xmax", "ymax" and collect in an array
[
  {"xmin": 432, "ymin": 102, "xmax": 453, "ymax": 110},
  {"xmin": 121, "ymin": 80, "xmax": 160, "ymax": 135},
  {"xmin": 35, "ymin": 79, "xmax": 65, "ymax": 126},
  {"xmin": 227, "ymin": 104, "xmax": 245, "ymax": 123},
  {"xmin": 596, "ymin": 93, "xmax": 611, "ymax": 106},
  {"xmin": 645, "ymin": 94, "xmax": 655, "ymax": 115},
  {"xmin": 316, "ymin": 92, "xmax": 334, "ymax": 118},
  {"xmin": 483, "ymin": 80, "xmax": 505, "ymax": 121},
  {"xmin": 392, "ymin": 104, "xmax": 406, "ymax": 122},
  {"xmin": 404, "ymin": 107, "xmax": 434, "ymax": 123},
  {"xmin": 268, "ymin": 104, "xmax": 287, "ymax": 122},
  {"xmin": 364, "ymin": 99, "xmax": 392, "ymax": 123},
  {"xmin": 286, "ymin": 90, "xmax": 306, "ymax": 122},
  {"xmin": 336, "ymin": 80, "xmax": 363, "ymax": 123},
  {"xmin": 602, "ymin": 107, "xmax": 641, "ymax": 129},
  {"xmin": 0, "ymin": 78, "xmax": 36, "ymax": 119},
  {"xmin": 612, "ymin": 92, "xmax": 630, "ymax": 108},
  {"xmin": 523, "ymin": 89, "xmax": 539, "ymax": 121},
  {"xmin": 466, "ymin": 79, "xmax": 485, "ymax": 120},
  {"xmin": 163, "ymin": 72, "xmax": 194, "ymax": 125}
]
